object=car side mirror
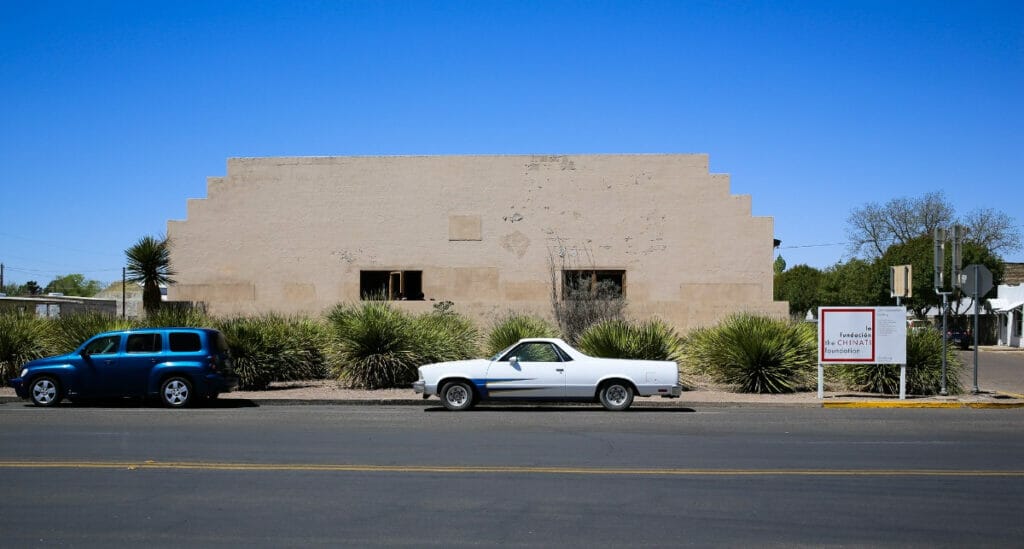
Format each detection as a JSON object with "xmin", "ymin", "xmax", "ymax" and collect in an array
[
  {"xmin": 79, "ymin": 349, "xmax": 90, "ymax": 357},
  {"xmin": 509, "ymin": 356, "xmax": 519, "ymax": 367}
]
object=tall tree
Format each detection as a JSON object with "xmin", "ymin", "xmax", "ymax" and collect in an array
[
  {"xmin": 846, "ymin": 191, "xmax": 955, "ymax": 258},
  {"xmin": 773, "ymin": 264, "xmax": 823, "ymax": 318},
  {"xmin": 43, "ymin": 273, "xmax": 103, "ymax": 297},
  {"xmin": 125, "ymin": 235, "xmax": 175, "ymax": 313},
  {"xmin": 817, "ymin": 259, "xmax": 885, "ymax": 308},
  {"xmin": 846, "ymin": 191, "xmax": 1021, "ymax": 258}
]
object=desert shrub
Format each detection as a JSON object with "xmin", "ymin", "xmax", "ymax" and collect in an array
[
  {"xmin": 684, "ymin": 313, "xmax": 817, "ymax": 394},
  {"xmin": 578, "ymin": 318, "xmax": 683, "ymax": 362},
  {"xmin": 215, "ymin": 313, "xmax": 333, "ymax": 390},
  {"xmin": 51, "ymin": 312, "xmax": 136, "ymax": 354},
  {"xmin": 0, "ymin": 312, "xmax": 54, "ymax": 382},
  {"xmin": 414, "ymin": 307, "xmax": 480, "ymax": 364},
  {"xmin": 552, "ymin": 277, "xmax": 626, "ymax": 345},
  {"xmin": 487, "ymin": 313, "xmax": 560, "ymax": 356},
  {"xmin": 837, "ymin": 328, "xmax": 963, "ymax": 395},
  {"xmin": 139, "ymin": 303, "xmax": 212, "ymax": 328},
  {"xmin": 327, "ymin": 301, "xmax": 480, "ymax": 389}
]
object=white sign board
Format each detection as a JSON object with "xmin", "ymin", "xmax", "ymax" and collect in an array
[{"xmin": 818, "ymin": 307, "xmax": 907, "ymax": 364}]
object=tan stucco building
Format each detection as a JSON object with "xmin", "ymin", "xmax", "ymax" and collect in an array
[{"xmin": 167, "ymin": 154, "xmax": 787, "ymax": 330}]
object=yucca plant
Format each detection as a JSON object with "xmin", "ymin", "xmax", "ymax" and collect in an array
[
  {"xmin": 327, "ymin": 301, "xmax": 481, "ymax": 389},
  {"xmin": 0, "ymin": 312, "xmax": 54, "ymax": 382},
  {"xmin": 838, "ymin": 328, "xmax": 963, "ymax": 395},
  {"xmin": 486, "ymin": 313, "xmax": 560, "ymax": 356},
  {"xmin": 328, "ymin": 301, "xmax": 422, "ymax": 389},
  {"xmin": 684, "ymin": 313, "xmax": 817, "ymax": 393},
  {"xmin": 216, "ymin": 313, "xmax": 333, "ymax": 390},
  {"xmin": 578, "ymin": 318, "xmax": 684, "ymax": 362},
  {"xmin": 51, "ymin": 312, "xmax": 136, "ymax": 354}
]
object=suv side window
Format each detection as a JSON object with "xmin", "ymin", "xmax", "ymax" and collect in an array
[
  {"xmin": 169, "ymin": 332, "xmax": 202, "ymax": 352},
  {"xmin": 126, "ymin": 333, "xmax": 162, "ymax": 354},
  {"xmin": 84, "ymin": 335, "xmax": 121, "ymax": 355}
]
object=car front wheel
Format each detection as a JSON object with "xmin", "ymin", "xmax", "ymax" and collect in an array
[
  {"xmin": 440, "ymin": 381, "xmax": 476, "ymax": 411},
  {"xmin": 160, "ymin": 376, "xmax": 193, "ymax": 408},
  {"xmin": 30, "ymin": 376, "xmax": 62, "ymax": 407},
  {"xmin": 599, "ymin": 381, "xmax": 634, "ymax": 411}
]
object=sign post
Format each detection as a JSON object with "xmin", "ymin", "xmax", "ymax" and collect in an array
[
  {"xmin": 962, "ymin": 264, "xmax": 993, "ymax": 394},
  {"xmin": 818, "ymin": 307, "xmax": 908, "ymax": 399}
]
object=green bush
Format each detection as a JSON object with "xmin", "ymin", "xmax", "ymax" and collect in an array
[
  {"xmin": 838, "ymin": 329, "xmax": 963, "ymax": 395},
  {"xmin": 51, "ymin": 312, "xmax": 136, "ymax": 354},
  {"xmin": 327, "ymin": 301, "xmax": 480, "ymax": 389},
  {"xmin": 578, "ymin": 318, "xmax": 683, "ymax": 362},
  {"xmin": 486, "ymin": 313, "xmax": 559, "ymax": 356},
  {"xmin": 215, "ymin": 313, "xmax": 333, "ymax": 390},
  {"xmin": 684, "ymin": 313, "xmax": 817, "ymax": 394},
  {"xmin": 0, "ymin": 312, "xmax": 54, "ymax": 382}
]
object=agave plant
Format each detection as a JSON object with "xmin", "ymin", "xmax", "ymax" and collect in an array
[
  {"xmin": 684, "ymin": 313, "xmax": 817, "ymax": 394},
  {"xmin": 578, "ymin": 318, "xmax": 683, "ymax": 362},
  {"xmin": 486, "ymin": 313, "xmax": 560, "ymax": 356},
  {"xmin": 0, "ymin": 312, "xmax": 54, "ymax": 382}
]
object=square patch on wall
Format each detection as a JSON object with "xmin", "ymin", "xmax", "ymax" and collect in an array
[{"xmin": 449, "ymin": 215, "xmax": 482, "ymax": 241}]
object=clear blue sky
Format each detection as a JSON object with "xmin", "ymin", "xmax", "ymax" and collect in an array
[{"xmin": 2, "ymin": 0, "xmax": 1021, "ymax": 286}]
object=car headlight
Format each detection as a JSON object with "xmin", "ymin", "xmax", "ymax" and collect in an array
[{"xmin": 20, "ymin": 368, "xmax": 28, "ymax": 378}]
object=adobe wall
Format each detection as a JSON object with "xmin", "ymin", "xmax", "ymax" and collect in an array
[{"xmin": 167, "ymin": 154, "xmax": 788, "ymax": 331}]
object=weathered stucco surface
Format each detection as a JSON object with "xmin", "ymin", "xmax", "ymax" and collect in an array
[{"xmin": 167, "ymin": 154, "xmax": 788, "ymax": 330}]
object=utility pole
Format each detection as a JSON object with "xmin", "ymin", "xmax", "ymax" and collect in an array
[{"xmin": 1, "ymin": 262, "xmax": 4, "ymax": 290}]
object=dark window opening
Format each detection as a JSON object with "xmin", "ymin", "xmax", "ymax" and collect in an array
[
  {"xmin": 127, "ymin": 333, "xmax": 162, "ymax": 354},
  {"xmin": 562, "ymin": 270, "xmax": 625, "ymax": 300},
  {"xmin": 169, "ymin": 332, "xmax": 203, "ymax": 352},
  {"xmin": 360, "ymin": 270, "xmax": 424, "ymax": 300}
]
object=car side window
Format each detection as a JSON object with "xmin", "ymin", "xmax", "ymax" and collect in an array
[
  {"xmin": 169, "ymin": 332, "xmax": 202, "ymax": 352},
  {"xmin": 509, "ymin": 342, "xmax": 562, "ymax": 363},
  {"xmin": 84, "ymin": 335, "xmax": 121, "ymax": 355},
  {"xmin": 126, "ymin": 333, "xmax": 162, "ymax": 354}
]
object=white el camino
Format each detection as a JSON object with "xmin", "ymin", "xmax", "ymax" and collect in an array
[{"xmin": 413, "ymin": 338, "xmax": 682, "ymax": 411}]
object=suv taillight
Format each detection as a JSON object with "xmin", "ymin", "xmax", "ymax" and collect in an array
[{"xmin": 207, "ymin": 355, "xmax": 218, "ymax": 371}]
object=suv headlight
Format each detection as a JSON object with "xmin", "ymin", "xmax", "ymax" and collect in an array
[{"xmin": 20, "ymin": 368, "xmax": 28, "ymax": 378}]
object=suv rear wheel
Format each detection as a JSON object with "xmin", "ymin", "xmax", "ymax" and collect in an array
[{"xmin": 160, "ymin": 376, "xmax": 193, "ymax": 408}]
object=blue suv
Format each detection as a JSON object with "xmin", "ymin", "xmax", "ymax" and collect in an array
[{"xmin": 10, "ymin": 327, "xmax": 239, "ymax": 408}]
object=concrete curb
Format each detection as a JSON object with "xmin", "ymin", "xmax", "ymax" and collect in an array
[{"xmin": 823, "ymin": 401, "xmax": 1024, "ymax": 409}]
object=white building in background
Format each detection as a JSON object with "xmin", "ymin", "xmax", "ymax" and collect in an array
[{"xmin": 988, "ymin": 262, "xmax": 1024, "ymax": 348}]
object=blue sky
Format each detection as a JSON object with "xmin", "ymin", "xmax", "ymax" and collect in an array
[{"xmin": 2, "ymin": 0, "xmax": 1021, "ymax": 286}]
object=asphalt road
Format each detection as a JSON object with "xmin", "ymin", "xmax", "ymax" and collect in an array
[{"xmin": 2, "ymin": 404, "xmax": 1022, "ymax": 547}]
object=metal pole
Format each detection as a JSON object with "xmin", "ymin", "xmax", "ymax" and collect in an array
[
  {"xmin": 940, "ymin": 292, "xmax": 948, "ymax": 396},
  {"xmin": 899, "ymin": 364, "xmax": 906, "ymax": 400},
  {"xmin": 973, "ymin": 269, "xmax": 981, "ymax": 394},
  {"xmin": 122, "ymin": 267, "xmax": 126, "ymax": 320},
  {"xmin": 817, "ymin": 363, "xmax": 824, "ymax": 399}
]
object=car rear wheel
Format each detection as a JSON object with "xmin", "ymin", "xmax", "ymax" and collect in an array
[
  {"xmin": 599, "ymin": 381, "xmax": 634, "ymax": 411},
  {"xmin": 160, "ymin": 376, "xmax": 193, "ymax": 408},
  {"xmin": 440, "ymin": 381, "xmax": 476, "ymax": 411},
  {"xmin": 30, "ymin": 376, "xmax": 62, "ymax": 407}
]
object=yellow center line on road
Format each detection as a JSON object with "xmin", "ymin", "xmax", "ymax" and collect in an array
[{"xmin": 0, "ymin": 461, "xmax": 1022, "ymax": 477}]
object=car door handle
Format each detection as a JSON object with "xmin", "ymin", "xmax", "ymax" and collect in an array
[{"xmin": 556, "ymin": 368, "xmax": 564, "ymax": 372}]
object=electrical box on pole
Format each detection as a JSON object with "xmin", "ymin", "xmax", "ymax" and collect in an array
[
  {"xmin": 933, "ymin": 228, "xmax": 945, "ymax": 290},
  {"xmin": 890, "ymin": 264, "xmax": 912, "ymax": 298},
  {"xmin": 951, "ymin": 225, "xmax": 963, "ymax": 289}
]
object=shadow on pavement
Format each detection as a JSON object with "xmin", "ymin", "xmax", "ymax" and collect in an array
[
  {"xmin": 424, "ymin": 405, "xmax": 696, "ymax": 413},
  {"xmin": 11, "ymin": 398, "xmax": 260, "ymax": 409}
]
